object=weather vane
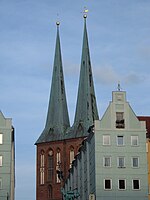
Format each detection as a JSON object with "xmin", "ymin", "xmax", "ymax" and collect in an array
[
  {"xmin": 83, "ymin": 7, "xmax": 88, "ymax": 18},
  {"xmin": 56, "ymin": 13, "xmax": 60, "ymax": 26}
]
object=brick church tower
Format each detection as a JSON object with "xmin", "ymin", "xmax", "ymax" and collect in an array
[{"xmin": 35, "ymin": 15, "xmax": 99, "ymax": 200}]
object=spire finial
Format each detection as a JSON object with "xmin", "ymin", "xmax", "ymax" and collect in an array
[
  {"xmin": 56, "ymin": 13, "xmax": 60, "ymax": 26},
  {"xmin": 83, "ymin": 7, "xmax": 88, "ymax": 18}
]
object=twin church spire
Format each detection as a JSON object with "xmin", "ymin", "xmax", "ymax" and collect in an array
[{"xmin": 36, "ymin": 15, "xmax": 99, "ymax": 144}]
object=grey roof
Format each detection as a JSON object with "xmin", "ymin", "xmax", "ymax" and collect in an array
[
  {"xmin": 36, "ymin": 23, "xmax": 70, "ymax": 144},
  {"xmin": 65, "ymin": 16, "xmax": 99, "ymax": 139}
]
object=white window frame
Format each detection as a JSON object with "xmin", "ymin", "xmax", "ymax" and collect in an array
[
  {"xmin": 131, "ymin": 136, "xmax": 139, "ymax": 146},
  {"xmin": 104, "ymin": 179, "xmax": 112, "ymax": 190},
  {"xmin": 117, "ymin": 135, "xmax": 124, "ymax": 146},
  {"xmin": 103, "ymin": 157, "xmax": 111, "ymax": 167},
  {"xmin": 132, "ymin": 179, "xmax": 140, "ymax": 190},
  {"xmin": 0, "ymin": 134, "xmax": 3, "ymax": 144},
  {"xmin": 0, "ymin": 178, "xmax": 2, "ymax": 189},
  {"xmin": 117, "ymin": 157, "xmax": 125, "ymax": 168},
  {"xmin": 0, "ymin": 156, "xmax": 2, "ymax": 167},
  {"xmin": 118, "ymin": 179, "xmax": 126, "ymax": 190},
  {"xmin": 103, "ymin": 135, "xmax": 110, "ymax": 145},
  {"xmin": 132, "ymin": 157, "xmax": 139, "ymax": 168}
]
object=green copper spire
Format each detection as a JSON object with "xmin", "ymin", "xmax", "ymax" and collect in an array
[
  {"xmin": 36, "ymin": 22, "xmax": 70, "ymax": 143},
  {"xmin": 71, "ymin": 15, "xmax": 99, "ymax": 138}
]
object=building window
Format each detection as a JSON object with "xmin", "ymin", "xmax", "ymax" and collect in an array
[
  {"xmin": 116, "ymin": 112, "xmax": 125, "ymax": 128},
  {"xmin": 103, "ymin": 157, "xmax": 111, "ymax": 167},
  {"xmin": 0, "ymin": 156, "xmax": 2, "ymax": 166},
  {"xmin": 103, "ymin": 135, "xmax": 110, "ymax": 145},
  {"xmin": 0, "ymin": 178, "xmax": 2, "ymax": 189},
  {"xmin": 48, "ymin": 185, "xmax": 53, "ymax": 199},
  {"xmin": 132, "ymin": 179, "xmax": 140, "ymax": 190},
  {"xmin": 117, "ymin": 136, "xmax": 124, "ymax": 146},
  {"xmin": 118, "ymin": 179, "xmax": 126, "ymax": 190},
  {"xmin": 48, "ymin": 150, "xmax": 54, "ymax": 182},
  {"xmin": 70, "ymin": 146, "xmax": 74, "ymax": 168},
  {"xmin": 104, "ymin": 179, "xmax": 112, "ymax": 190},
  {"xmin": 0, "ymin": 134, "xmax": 3, "ymax": 144},
  {"xmin": 56, "ymin": 148, "xmax": 61, "ymax": 183},
  {"xmin": 118, "ymin": 157, "xmax": 125, "ymax": 168},
  {"xmin": 132, "ymin": 157, "xmax": 139, "ymax": 168},
  {"xmin": 131, "ymin": 136, "xmax": 138, "ymax": 146},
  {"xmin": 40, "ymin": 151, "xmax": 45, "ymax": 185}
]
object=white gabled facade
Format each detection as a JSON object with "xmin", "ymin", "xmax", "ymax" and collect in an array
[{"xmin": 64, "ymin": 90, "xmax": 148, "ymax": 200}]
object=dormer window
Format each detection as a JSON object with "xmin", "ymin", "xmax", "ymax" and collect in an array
[{"xmin": 116, "ymin": 112, "xmax": 125, "ymax": 129}]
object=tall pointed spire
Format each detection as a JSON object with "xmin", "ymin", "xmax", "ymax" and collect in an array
[
  {"xmin": 71, "ymin": 14, "xmax": 99, "ymax": 138},
  {"xmin": 36, "ymin": 22, "xmax": 70, "ymax": 143}
]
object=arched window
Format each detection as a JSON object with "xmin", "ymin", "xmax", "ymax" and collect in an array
[
  {"xmin": 48, "ymin": 185, "xmax": 53, "ymax": 199},
  {"xmin": 56, "ymin": 148, "xmax": 61, "ymax": 183},
  {"xmin": 70, "ymin": 146, "xmax": 74, "ymax": 168},
  {"xmin": 40, "ymin": 150, "xmax": 45, "ymax": 185},
  {"xmin": 48, "ymin": 149, "xmax": 54, "ymax": 182}
]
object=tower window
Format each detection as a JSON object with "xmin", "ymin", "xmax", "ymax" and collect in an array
[
  {"xmin": 40, "ymin": 151, "xmax": 45, "ymax": 185},
  {"xmin": 116, "ymin": 112, "xmax": 125, "ymax": 128},
  {"xmin": 48, "ymin": 150, "xmax": 54, "ymax": 182},
  {"xmin": 48, "ymin": 185, "xmax": 53, "ymax": 199},
  {"xmin": 56, "ymin": 149, "xmax": 61, "ymax": 183},
  {"xmin": 70, "ymin": 147, "xmax": 74, "ymax": 168}
]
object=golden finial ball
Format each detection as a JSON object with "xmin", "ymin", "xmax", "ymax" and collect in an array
[{"xmin": 56, "ymin": 21, "xmax": 60, "ymax": 26}]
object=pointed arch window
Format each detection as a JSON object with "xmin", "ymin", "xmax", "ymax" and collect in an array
[
  {"xmin": 70, "ymin": 146, "xmax": 74, "ymax": 168},
  {"xmin": 48, "ymin": 185, "xmax": 53, "ymax": 199},
  {"xmin": 48, "ymin": 149, "xmax": 54, "ymax": 182},
  {"xmin": 56, "ymin": 148, "xmax": 61, "ymax": 183},
  {"xmin": 40, "ymin": 150, "xmax": 45, "ymax": 185}
]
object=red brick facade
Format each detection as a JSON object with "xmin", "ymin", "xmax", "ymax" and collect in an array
[{"xmin": 36, "ymin": 137, "xmax": 84, "ymax": 200}]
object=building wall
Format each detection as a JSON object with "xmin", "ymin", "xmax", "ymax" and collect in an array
[
  {"xmin": 36, "ymin": 137, "xmax": 83, "ymax": 200},
  {"xmin": 0, "ymin": 111, "xmax": 15, "ymax": 200},
  {"xmin": 94, "ymin": 91, "xmax": 148, "ymax": 200},
  {"xmin": 63, "ymin": 91, "xmax": 149, "ymax": 200}
]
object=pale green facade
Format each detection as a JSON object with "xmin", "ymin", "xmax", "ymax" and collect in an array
[
  {"xmin": 64, "ymin": 90, "xmax": 148, "ymax": 200},
  {"xmin": 95, "ymin": 91, "xmax": 148, "ymax": 199},
  {"xmin": 0, "ymin": 111, "xmax": 15, "ymax": 200}
]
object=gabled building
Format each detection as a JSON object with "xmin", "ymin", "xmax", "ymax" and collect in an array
[
  {"xmin": 64, "ymin": 90, "xmax": 148, "ymax": 200},
  {"xmin": 0, "ymin": 111, "xmax": 15, "ymax": 200},
  {"xmin": 35, "ymin": 15, "xmax": 99, "ymax": 200}
]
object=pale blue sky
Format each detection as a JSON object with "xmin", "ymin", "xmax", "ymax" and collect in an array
[{"xmin": 0, "ymin": 1, "xmax": 150, "ymax": 200}]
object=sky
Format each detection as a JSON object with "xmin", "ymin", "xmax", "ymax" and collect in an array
[{"xmin": 0, "ymin": 0, "xmax": 150, "ymax": 200}]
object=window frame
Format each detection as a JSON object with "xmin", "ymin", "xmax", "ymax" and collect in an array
[
  {"xmin": 117, "ymin": 135, "xmax": 124, "ymax": 146},
  {"xmin": 103, "ymin": 135, "xmax": 110, "ymax": 146},
  {"xmin": 0, "ymin": 178, "xmax": 2, "ymax": 189},
  {"xmin": 103, "ymin": 156, "xmax": 111, "ymax": 167},
  {"xmin": 117, "ymin": 157, "xmax": 125, "ymax": 168},
  {"xmin": 132, "ymin": 179, "xmax": 140, "ymax": 190},
  {"xmin": 104, "ymin": 179, "xmax": 112, "ymax": 190},
  {"xmin": 118, "ymin": 179, "xmax": 126, "ymax": 190},
  {"xmin": 0, "ymin": 156, "xmax": 2, "ymax": 167},
  {"xmin": 0, "ymin": 134, "xmax": 3, "ymax": 144},
  {"xmin": 132, "ymin": 157, "xmax": 139, "ymax": 168},
  {"xmin": 131, "ymin": 136, "xmax": 139, "ymax": 146}
]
